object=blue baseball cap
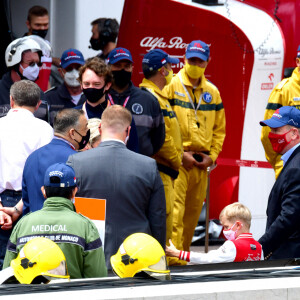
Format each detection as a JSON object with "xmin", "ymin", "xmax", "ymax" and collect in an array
[
  {"xmin": 107, "ymin": 47, "xmax": 133, "ymax": 65},
  {"xmin": 186, "ymin": 40, "xmax": 210, "ymax": 61},
  {"xmin": 142, "ymin": 49, "xmax": 179, "ymax": 74},
  {"xmin": 60, "ymin": 48, "xmax": 85, "ymax": 69},
  {"xmin": 44, "ymin": 163, "xmax": 77, "ymax": 188},
  {"xmin": 260, "ymin": 106, "xmax": 300, "ymax": 128}
]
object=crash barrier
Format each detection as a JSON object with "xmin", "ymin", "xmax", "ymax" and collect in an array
[{"xmin": 2, "ymin": 259, "xmax": 300, "ymax": 299}]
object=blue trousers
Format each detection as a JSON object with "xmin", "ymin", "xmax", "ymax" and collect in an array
[{"xmin": 0, "ymin": 190, "xmax": 22, "ymax": 270}]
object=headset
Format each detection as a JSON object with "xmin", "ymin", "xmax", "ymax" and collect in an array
[{"xmin": 98, "ymin": 19, "xmax": 113, "ymax": 48}]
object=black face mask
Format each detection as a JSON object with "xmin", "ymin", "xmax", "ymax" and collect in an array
[
  {"xmin": 83, "ymin": 87, "xmax": 106, "ymax": 103},
  {"xmin": 31, "ymin": 29, "xmax": 48, "ymax": 39},
  {"xmin": 112, "ymin": 70, "xmax": 132, "ymax": 89},
  {"xmin": 74, "ymin": 129, "xmax": 90, "ymax": 150},
  {"xmin": 89, "ymin": 37, "xmax": 106, "ymax": 51}
]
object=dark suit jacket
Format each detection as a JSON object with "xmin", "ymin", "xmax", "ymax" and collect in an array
[
  {"xmin": 67, "ymin": 140, "xmax": 166, "ymax": 268},
  {"xmin": 259, "ymin": 145, "xmax": 300, "ymax": 259}
]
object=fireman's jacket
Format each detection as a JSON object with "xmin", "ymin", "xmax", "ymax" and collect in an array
[
  {"xmin": 261, "ymin": 68, "xmax": 300, "ymax": 178},
  {"xmin": 165, "ymin": 68, "xmax": 226, "ymax": 163},
  {"xmin": 140, "ymin": 78, "xmax": 183, "ymax": 178}
]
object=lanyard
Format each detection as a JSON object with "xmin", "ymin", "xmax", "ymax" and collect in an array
[
  {"xmin": 107, "ymin": 94, "xmax": 130, "ymax": 108},
  {"xmin": 178, "ymin": 72, "xmax": 202, "ymax": 125}
]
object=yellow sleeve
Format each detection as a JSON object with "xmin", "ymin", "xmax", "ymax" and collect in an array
[
  {"xmin": 260, "ymin": 86, "xmax": 285, "ymax": 178},
  {"xmin": 210, "ymin": 92, "xmax": 226, "ymax": 163}
]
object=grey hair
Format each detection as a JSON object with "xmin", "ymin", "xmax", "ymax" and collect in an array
[{"xmin": 10, "ymin": 80, "xmax": 40, "ymax": 107}]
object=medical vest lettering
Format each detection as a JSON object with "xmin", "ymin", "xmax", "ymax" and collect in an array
[{"xmin": 32, "ymin": 224, "xmax": 67, "ymax": 232}]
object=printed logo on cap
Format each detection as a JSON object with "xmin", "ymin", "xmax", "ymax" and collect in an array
[
  {"xmin": 273, "ymin": 109, "xmax": 282, "ymax": 119},
  {"xmin": 190, "ymin": 42, "xmax": 206, "ymax": 53},
  {"xmin": 132, "ymin": 103, "xmax": 143, "ymax": 115},
  {"xmin": 203, "ymin": 92, "xmax": 212, "ymax": 103}
]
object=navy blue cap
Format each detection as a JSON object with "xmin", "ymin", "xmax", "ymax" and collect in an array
[
  {"xmin": 142, "ymin": 49, "xmax": 179, "ymax": 73},
  {"xmin": 297, "ymin": 45, "xmax": 300, "ymax": 58},
  {"xmin": 60, "ymin": 48, "xmax": 85, "ymax": 69},
  {"xmin": 260, "ymin": 106, "xmax": 300, "ymax": 128},
  {"xmin": 186, "ymin": 40, "xmax": 210, "ymax": 61},
  {"xmin": 107, "ymin": 47, "xmax": 133, "ymax": 65},
  {"xmin": 44, "ymin": 163, "xmax": 77, "ymax": 188}
]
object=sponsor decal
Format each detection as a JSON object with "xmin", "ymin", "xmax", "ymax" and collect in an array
[
  {"xmin": 258, "ymin": 47, "xmax": 281, "ymax": 57},
  {"xmin": 49, "ymin": 170, "xmax": 63, "ymax": 177},
  {"xmin": 132, "ymin": 103, "xmax": 143, "ymax": 115},
  {"xmin": 203, "ymin": 92, "xmax": 212, "ymax": 103},
  {"xmin": 261, "ymin": 73, "xmax": 274, "ymax": 90},
  {"xmin": 140, "ymin": 36, "xmax": 188, "ymax": 52}
]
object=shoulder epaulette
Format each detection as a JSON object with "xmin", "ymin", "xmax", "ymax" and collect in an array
[
  {"xmin": 44, "ymin": 86, "xmax": 57, "ymax": 94},
  {"xmin": 275, "ymin": 78, "xmax": 289, "ymax": 90}
]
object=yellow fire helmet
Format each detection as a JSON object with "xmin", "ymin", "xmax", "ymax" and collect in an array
[
  {"xmin": 11, "ymin": 237, "xmax": 70, "ymax": 284},
  {"xmin": 110, "ymin": 233, "xmax": 170, "ymax": 280}
]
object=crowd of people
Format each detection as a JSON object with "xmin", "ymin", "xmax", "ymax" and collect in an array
[{"xmin": 0, "ymin": 4, "xmax": 300, "ymax": 283}]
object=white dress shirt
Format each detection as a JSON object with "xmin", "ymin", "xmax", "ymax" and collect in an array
[{"xmin": 0, "ymin": 108, "xmax": 53, "ymax": 193}]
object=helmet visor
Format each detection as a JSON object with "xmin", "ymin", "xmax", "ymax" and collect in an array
[{"xmin": 43, "ymin": 260, "xmax": 70, "ymax": 281}]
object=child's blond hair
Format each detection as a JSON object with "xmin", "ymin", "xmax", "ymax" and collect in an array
[{"xmin": 219, "ymin": 202, "xmax": 251, "ymax": 229}]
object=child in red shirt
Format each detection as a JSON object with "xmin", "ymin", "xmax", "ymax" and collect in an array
[{"xmin": 166, "ymin": 203, "xmax": 263, "ymax": 263}]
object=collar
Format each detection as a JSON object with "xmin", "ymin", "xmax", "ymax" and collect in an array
[
  {"xmin": 43, "ymin": 197, "xmax": 75, "ymax": 211},
  {"xmin": 292, "ymin": 67, "xmax": 300, "ymax": 83},
  {"xmin": 235, "ymin": 233, "xmax": 253, "ymax": 240},
  {"xmin": 53, "ymin": 136, "xmax": 76, "ymax": 150},
  {"xmin": 7, "ymin": 108, "xmax": 34, "ymax": 117},
  {"xmin": 139, "ymin": 78, "xmax": 168, "ymax": 98},
  {"xmin": 109, "ymin": 82, "xmax": 133, "ymax": 98},
  {"xmin": 101, "ymin": 138, "xmax": 125, "ymax": 145},
  {"xmin": 281, "ymin": 143, "xmax": 300, "ymax": 164}
]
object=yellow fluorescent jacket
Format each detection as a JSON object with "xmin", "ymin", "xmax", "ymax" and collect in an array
[
  {"xmin": 164, "ymin": 68, "xmax": 226, "ymax": 163},
  {"xmin": 261, "ymin": 67, "xmax": 300, "ymax": 178},
  {"xmin": 139, "ymin": 78, "xmax": 183, "ymax": 171}
]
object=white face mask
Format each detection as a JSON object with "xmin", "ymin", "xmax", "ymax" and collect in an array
[
  {"xmin": 223, "ymin": 222, "xmax": 239, "ymax": 241},
  {"xmin": 20, "ymin": 63, "xmax": 40, "ymax": 81},
  {"xmin": 64, "ymin": 69, "xmax": 80, "ymax": 87},
  {"xmin": 124, "ymin": 135, "xmax": 129, "ymax": 145}
]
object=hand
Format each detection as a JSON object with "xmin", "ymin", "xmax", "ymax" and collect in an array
[
  {"xmin": 0, "ymin": 206, "xmax": 21, "ymax": 223},
  {"xmin": 165, "ymin": 239, "xmax": 180, "ymax": 258},
  {"xmin": 194, "ymin": 152, "xmax": 213, "ymax": 170},
  {"xmin": 182, "ymin": 151, "xmax": 196, "ymax": 171},
  {"xmin": 0, "ymin": 211, "xmax": 12, "ymax": 230}
]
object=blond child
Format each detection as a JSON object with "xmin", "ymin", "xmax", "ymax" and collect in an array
[{"xmin": 166, "ymin": 203, "xmax": 263, "ymax": 263}]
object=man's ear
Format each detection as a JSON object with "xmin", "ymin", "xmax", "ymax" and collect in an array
[
  {"xmin": 26, "ymin": 20, "xmax": 31, "ymax": 31},
  {"xmin": 104, "ymin": 82, "xmax": 112, "ymax": 92},
  {"xmin": 41, "ymin": 186, "xmax": 47, "ymax": 199},
  {"xmin": 35, "ymin": 100, "xmax": 42, "ymax": 111},
  {"xmin": 10, "ymin": 96, "xmax": 14, "ymax": 108}
]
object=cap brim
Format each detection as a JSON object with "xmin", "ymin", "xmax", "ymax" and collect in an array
[
  {"xmin": 109, "ymin": 56, "xmax": 133, "ymax": 65},
  {"xmin": 61, "ymin": 60, "xmax": 85, "ymax": 69},
  {"xmin": 259, "ymin": 118, "xmax": 286, "ymax": 128},
  {"xmin": 185, "ymin": 52, "xmax": 208, "ymax": 61},
  {"xmin": 167, "ymin": 57, "xmax": 179, "ymax": 64}
]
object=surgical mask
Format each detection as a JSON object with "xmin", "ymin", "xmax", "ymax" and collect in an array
[
  {"xmin": 89, "ymin": 38, "xmax": 102, "ymax": 51},
  {"xmin": 184, "ymin": 63, "xmax": 205, "ymax": 79},
  {"xmin": 20, "ymin": 63, "xmax": 40, "ymax": 81},
  {"xmin": 268, "ymin": 129, "xmax": 293, "ymax": 154},
  {"xmin": 31, "ymin": 29, "xmax": 48, "ymax": 39},
  {"xmin": 74, "ymin": 129, "xmax": 90, "ymax": 150},
  {"xmin": 64, "ymin": 69, "xmax": 80, "ymax": 87},
  {"xmin": 112, "ymin": 70, "xmax": 132, "ymax": 89},
  {"xmin": 223, "ymin": 222, "xmax": 239, "ymax": 241},
  {"xmin": 83, "ymin": 87, "xmax": 106, "ymax": 103},
  {"xmin": 165, "ymin": 69, "xmax": 173, "ymax": 85}
]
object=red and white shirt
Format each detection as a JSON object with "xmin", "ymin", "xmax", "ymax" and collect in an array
[{"xmin": 179, "ymin": 233, "xmax": 263, "ymax": 264}]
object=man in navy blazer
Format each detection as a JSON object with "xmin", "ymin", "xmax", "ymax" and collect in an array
[
  {"xmin": 67, "ymin": 105, "xmax": 166, "ymax": 269},
  {"xmin": 21, "ymin": 108, "xmax": 89, "ymax": 215},
  {"xmin": 259, "ymin": 106, "xmax": 300, "ymax": 259}
]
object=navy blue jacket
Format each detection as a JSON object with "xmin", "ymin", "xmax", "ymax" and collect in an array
[
  {"xmin": 22, "ymin": 138, "xmax": 76, "ymax": 214},
  {"xmin": 45, "ymin": 83, "xmax": 86, "ymax": 125},
  {"xmin": 0, "ymin": 71, "xmax": 48, "ymax": 121},
  {"xmin": 259, "ymin": 145, "xmax": 300, "ymax": 259}
]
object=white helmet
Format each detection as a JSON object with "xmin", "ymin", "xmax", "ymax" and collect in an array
[
  {"xmin": 5, "ymin": 37, "xmax": 42, "ymax": 67},
  {"xmin": 23, "ymin": 35, "xmax": 52, "ymax": 58}
]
